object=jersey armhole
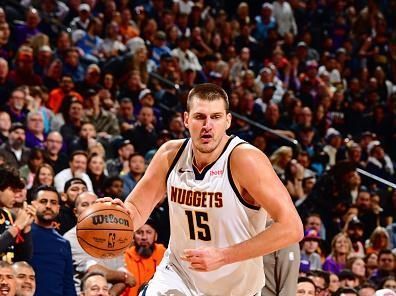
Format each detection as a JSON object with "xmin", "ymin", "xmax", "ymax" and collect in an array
[
  {"xmin": 227, "ymin": 142, "xmax": 261, "ymax": 211},
  {"xmin": 165, "ymin": 138, "xmax": 189, "ymax": 184}
]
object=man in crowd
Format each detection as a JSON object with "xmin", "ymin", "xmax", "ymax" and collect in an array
[
  {"xmin": 44, "ymin": 131, "xmax": 68, "ymax": 174},
  {"xmin": 0, "ymin": 166, "xmax": 35, "ymax": 263},
  {"xmin": 57, "ymin": 178, "xmax": 87, "ymax": 235},
  {"xmin": 54, "ymin": 150, "xmax": 93, "ymax": 193},
  {"xmin": 0, "ymin": 261, "xmax": 16, "ymax": 296},
  {"xmin": 121, "ymin": 153, "xmax": 145, "ymax": 199},
  {"xmin": 0, "ymin": 123, "xmax": 31, "ymax": 169},
  {"xmin": 124, "ymin": 217, "xmax": 166, "ymax": 296},
  {"xmin": 30, "ymin": 185, "xmax": 76, "ymax": 296},
  {"xmin": 12, "ymin": 261, "xmax": 35, "ymax": 296},
  {"xmin": 79, "ymin": 272, "xmax": 109, "ymax": 296},
  {"xmin": 106, "ymin": 139, "xmax": 134, "ymax": 177}
]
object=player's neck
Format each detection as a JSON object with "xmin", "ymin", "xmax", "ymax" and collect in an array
[{"xmin": 192, "ymin": 136, "xmax": 229, "ymax": 171}]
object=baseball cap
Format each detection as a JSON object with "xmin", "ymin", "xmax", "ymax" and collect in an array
[
  {"xmin": 64, "ymin": 177, "xmax": 87, "ymax": 193},
  {"xmin": 375, "ymin": 289, "xmax": 396, "ymax": 296},
  {"xmin": 138, "ymin": 89, "xmax": 152, "ymax": 101},
  {"xmin": 263, "ymin": 82, "xmax": 276, "ymax": 91},
  {"xmin": 10, "ymin": 122, "xmax": 25, "ymax": 133},
  {"xmin": 348, "ymin": 216, "xmax": 364, "ymax": 229},
  {"xmin": 262, "ymin": 2, "xmax": 273, "ymax": 10},
  {"xmin": 79, "ymin": 3, "xmax": 91, "ymax": 12},
  {"xmin": 116, "ymin": 139, "xmax": 132, "ymax": 150},
  {"xmin": 155, "ymin": 31, "xmax": 167, "ymax": 41},
  {"xmin": 302, "ymin": 228, "xmax": 322, "ymax": 242},
  {"xmin": 367, "ymin": 140, "xmax": 381, "ymax": 154}
]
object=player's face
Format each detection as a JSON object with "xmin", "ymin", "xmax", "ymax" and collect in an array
[
  {"xmin": 13, "ymin": 265, "xmax": 36, "ymax": 296},
  {"xmin": 0, "ymin": 267, "xmax": 16, "ymax": 296},
  {"xmin": 184, "ymin": 98, "xmax": 231, "ymax": 154},
  {"xmin": 82, "ymin": 275, "xmax": 109, "ymax": 296}
]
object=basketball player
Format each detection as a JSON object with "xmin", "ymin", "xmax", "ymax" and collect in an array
[{"xmin": 100, "ymin": 83, "xmax": 303, "ymax": 295}]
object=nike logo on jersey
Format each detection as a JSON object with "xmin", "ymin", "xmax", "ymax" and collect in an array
[{"xmin": 178, "ymin": 168, "xmax": 193, "ymax": 173}]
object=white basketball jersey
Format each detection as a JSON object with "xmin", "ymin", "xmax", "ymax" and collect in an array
[{"xmin": 166, "ymin": 135, "xmax": 267, "ymax": 296}]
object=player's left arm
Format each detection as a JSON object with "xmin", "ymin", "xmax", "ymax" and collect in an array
[{"xmin": 182, "ymin": 145, "xmax": 303, "ymax": 271}]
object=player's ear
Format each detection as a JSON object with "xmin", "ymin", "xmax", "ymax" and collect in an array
[
  {"xmin": 226, "ymin": 112, "xmax": 232, "ymax": 129},
  {"xmin": 183, "ymin": 111, "xmax": 189, "ymax": 128}
]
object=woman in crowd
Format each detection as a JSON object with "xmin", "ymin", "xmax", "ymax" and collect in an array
[
  {"xmin": 87, "ymin": 153, "xmax": 107, "ymax": 197},
  {"xmin": 346, "ymin": 256, "xmax": 367, "ymax": 285},
  {"xmin": 323, "ymin": 232, "xmax": 353, "ymax": 274},
  {"xmin": 27, "ymin": 163, "xmax": 55, "ymax": 202},
  {"xmin": 366, "ymin": 226, "xmax": 390, "ymax": 255}
]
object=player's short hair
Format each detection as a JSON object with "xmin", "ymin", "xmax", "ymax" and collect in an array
[
  {"xmin": 186, "ymin": 83, "xmax": 229, "ymax": 113},
  {"xmin": 80, "ymin": 271, "xmax": 106, "ymax": 292}
]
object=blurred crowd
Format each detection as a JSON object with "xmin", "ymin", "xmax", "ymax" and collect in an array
[{"xmin": 0, "ymin": 0, "xmax": 396, "ymax": 295}]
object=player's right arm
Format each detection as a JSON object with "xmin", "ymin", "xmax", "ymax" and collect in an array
[{"xmin": 123, "ymin": 140, "xmax": 184, "ymax": 231}]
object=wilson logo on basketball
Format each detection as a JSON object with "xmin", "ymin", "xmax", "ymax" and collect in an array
[
  {"xmin": 91, "ymin": 214, "xmax": 130, "ymax": 227},
  {"xmin": 210, "ymin": 169, "xmax": 223, "ymax": 176}
]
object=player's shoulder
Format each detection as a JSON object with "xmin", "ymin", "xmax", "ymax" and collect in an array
[
  {"xmin": 156, "ymin": 139, "xmax": 188, "ymax": 164},
  {"xmin": 230, "ymin": 142, "xmax": 270, "ymax": 167}
]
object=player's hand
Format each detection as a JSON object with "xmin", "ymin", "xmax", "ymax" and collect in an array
[
  {"xmin": 181, "ymin": 247, "xmax": 227, "ymax": 272},
  {"xmin": 95, "ymin": 197, "xmax": 131, "ymax": 215}
]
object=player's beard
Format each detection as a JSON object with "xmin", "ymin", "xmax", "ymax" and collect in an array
[{"xmin": 136, "ymin": 244, "xmax": 155, "ymax": 258}]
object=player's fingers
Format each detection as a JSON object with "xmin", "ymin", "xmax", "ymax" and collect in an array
[
  {"xmin": 96, "ymin": 197, "xmax": 113, "ymax": 203},
  {"xmin": 183, "ymin": 249, "xmax": 201, "ymax": 257}
]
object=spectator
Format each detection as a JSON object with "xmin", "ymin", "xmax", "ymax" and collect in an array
[
  {"xmin": 86, "ymin": 154, "xmax": 106, "ymax": 197},
  {"xmin": 79, "ymin": 272, "xmax": 109, "ymax": 296},
  {"xmin": 346, "ymin": 216, "xmax": 366, "ymax": 258},
  {"xmin": 272, "ymin": 0, "xmax": 297, "ymax": 37},
  {"xmin": 27, "ymin": 163, "xmax": 54, "ymax": 202},
  {"xmin": 0, "ymin": 167, "xmax": 35, "ymax": 263},
  {"xmin": 296, "ymin": 276, "xmax": 316, "ymax": 296},
  {"xmin": 43, "ymin": 131, "xmax": 68, "ymax": 174},
  {"xmin": 300, "ymin": 228, "xmax": 323, "ymax": 271},
  {"xmin": 69, "ymin": 4, "xmax": 92, "ymax": 32},
  {"xmin": 171, "ymin": 35, "xmax": 202, "ymax": 72},
  {"xmin": 0, "ymin": 111, "xmax": 11, "ymax": 145},
  {"xmin": 30, "ymin": 185, "xmax": 76, "ymax": 296},
  {"xmin": 346, "ymin": 256, "xmax": 367, "ymax": 285},
  {"xmin": 125, "ymin": 106, "xmax": 158, "ymax": 155},
  {"xmin": 18, "ymin": 148, "xmax": 44, "ymax": 189},
  {"xmin": 62, "ymin": 48, "xmax": 85, "ymax": 83},
  {"xmin": 57, "ymin": 177, "xmax": 87, "ymax": 235},
  {"xmin": 121, "ymin": 153, "xmax": 145, "ymax": 199},
  {"xmin": 75, "ymin": 65, "xmax": 102, "ymax": 98},
  {"xmin": 124, "ymin": 218, "xmax": 166, "ymax": 296},
  {"xmin": 59, "ymin": 99, "xmax": 85, "ymax": 146},
  {"xmin": 102, "ymin": 176, "xmax": 124, "ymax": 200},
  {"xmin": 68, "ymin": 122, "xmax": 97, "ymax": 154},
  {"xmin": 366, "ymin": 227, "xmax": 391, "ymax": 255},
  {"xmin": 0, "ymin": 123, "xmax": 31, "ymax": 169},
  {"xmin": 323, "ymin": 233, "xmax": 353, "ymax": 275},
  {"xmin": 307, "ymin": 270, "xmax": 330, "ymax": 296},
  {"xmin": 47, "ymin": 75, "xmax": 83, "ymax": 114},
  {"xmin": 106, "ymin": 139, "xmax": 135, "ymax": 177},
  {"xmin": 13, "ymin": 8, "xmax": 41, "ymax": 47},
  {"xmin": 7, "ymin": 47, "xmax": 42, "ymax": 87},
  {"xmin": 4, "ymin": 88, "xmax": 29, "ymax": 125},
  {"xmin": 117, "ymin": 98, "xmax": 136, "ymax": 134},
  {"xmin": 0, "ymin": 261, "xmax": 16, "ymax": 296},
  {"xmin": 54, "ymin": 151, "xmax": 93, "ymax": 193},
  {"xmin": 338, "ymin": 269, "xmax": 360, "ymax": 289},
  {"xmin": 369, "ymin": 249, "xmax": 395, "ymax": 287},
  {"xmin": 84, "ymin": 89, "xmax": 120, "ymax": 138},
  {"xmin": 0, "ymin": 58, "xmax": 14, "ymax": 106},
  {"xmin": 25, "ymin": 112, "xmax": 45, "ymax": 149},
  {"xmin": 12, "ymin": 261, "xmax": 36, "ymax": 296}
]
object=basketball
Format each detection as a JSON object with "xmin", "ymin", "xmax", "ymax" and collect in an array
[{"xmin": 77, "ymin": 202, "xmax": 134, "ymax": 258}]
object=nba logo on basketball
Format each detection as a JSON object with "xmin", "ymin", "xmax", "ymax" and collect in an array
[{"xmin": 210, "ymin": 169, "xmax": 223, "ymax": 176}]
